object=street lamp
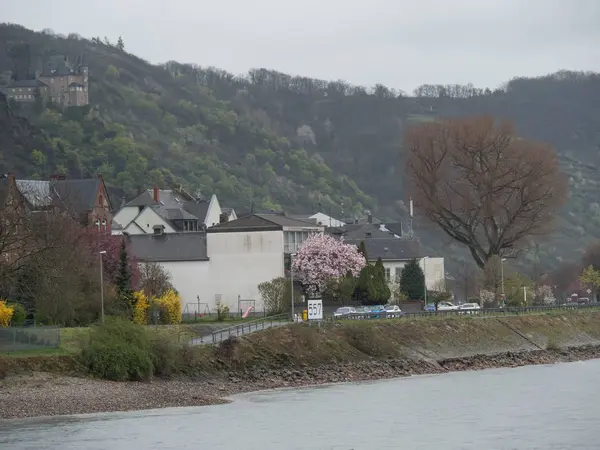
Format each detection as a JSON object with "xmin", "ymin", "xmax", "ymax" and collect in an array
[
  {"xmin": 99, "ymin": 250, "xmax": 107, "ymax": 324},
  {"xmin": 501, "ymin": 258, "xmax": 507, "ymax": 307},
  {"xmin": 423, "ymin": 256, "xmax": 429, "ymax": 308},
  {"xmin": 290, "ymin": 253, "xmax": 297, "ymax": 322}
]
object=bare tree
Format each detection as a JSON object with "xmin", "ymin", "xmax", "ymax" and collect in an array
[
  {"xmin": 405, "ymin": 115, "xmax": 568, "ymax": 268},
  {"xmin": 138, "ymin": 262, "xmax": 174, "ymax": 298},
  {"xmin": 455, "ymin": 259, "xmax": 479, "ymax": 302}
]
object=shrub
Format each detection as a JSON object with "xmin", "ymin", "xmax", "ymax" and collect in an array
[
  {"xmin": 79, "ymin": 317, "xmax": 154, "ymax": 381},
  {"xmin": 216, "ymin": 301, "xmax": 230, "ymax": 322},
  {"xmin": 0, "ymin": 301, "xmax": 14, "ymax": 327},
  {"xmin": 9, "ymin": 303, "xmax": 27, "ymax": 326},
  {"xmin": 149, "ymin": 331, "xmax": 182, "ymax": 377},
  {"xmin": 133, "ymin": 291, "xmax": 149, "ymax": 324},
  {"xmin": 151, "ymin": 290, "xmax": 182, "ymax": 324}
]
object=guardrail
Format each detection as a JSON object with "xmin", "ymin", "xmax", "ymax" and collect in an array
[
  {"xmin": 333, "ymin": 303, "xmax": 600, "ymax": 321},
  {"xmin": 193, "ymin": 314, "xmax": 289, "ymax": 345}
]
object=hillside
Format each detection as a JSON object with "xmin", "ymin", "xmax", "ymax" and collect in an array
[{"xmin": 1, "ymin": 23, "xmax": 600, "ymax": 273}]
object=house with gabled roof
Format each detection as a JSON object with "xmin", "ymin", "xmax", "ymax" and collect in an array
[
  {"xmin": 0, "ymin": 173, "xmax": 112, "ymax": 231},
  {"xmin": 113, "ymin": 187, "xmax": 223, "ymax": 235}
]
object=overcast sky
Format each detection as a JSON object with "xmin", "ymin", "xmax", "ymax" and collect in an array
[{"xmin": 3, "ymin": 0, "xmax": 599, "ymax": 92}]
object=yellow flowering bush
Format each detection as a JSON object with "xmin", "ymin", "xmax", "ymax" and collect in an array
[
  {"xmin": 152, "ymin": 290, "xmax": 182, "ymax": 324},
  {"xmin": 0, "ymin": 300, "xmax": 15, "ymax": 327},
  {"xmin": 132, "ymin": 291, "xmax": 149, "ymax": 324}
]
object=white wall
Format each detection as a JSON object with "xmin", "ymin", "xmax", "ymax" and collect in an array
[
  {"xmin": 379, "ymin": 258, "xmax": 445, "ymax": 291},
  {"xmin": 205, "ymin": 230, "xmax": 285, "ymax": 312},
  {"xmin": 131, "ymin": 207, "xmax": 176, "ymax": 234},
  {"xmin": 113, "ymin": 206, "xmax": 140, "ymax": 228},
  {"xmin": 205, "ymin": 194, "xmax": 222, "ymax": 228},
  {"xmin": 310, "ymin": 212, "xmax": 345, "ymax": 228},
  {"xmin": 420, "ymin": 257, "xmax": 445, "ymax": 291},
  {"xmin": 156, "ymin": 260, "xmax": 211, "ymax": 314}
]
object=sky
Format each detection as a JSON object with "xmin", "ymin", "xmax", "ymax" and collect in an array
[{"xmin": 3, "ymin": 0, "xmax": 600, "ymax": 92}]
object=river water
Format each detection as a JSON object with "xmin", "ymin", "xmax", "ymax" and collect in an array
[{"xmin": 1, "ymin": 359, "xmax": 598, "ymax": 449}]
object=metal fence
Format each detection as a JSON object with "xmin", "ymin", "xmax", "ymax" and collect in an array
[
  {"xmin": 333, "ymin": 303, "xmax": 600, "ymax": 321},
  {"xmin": 193, "ymin": 314, "xmax": 288, "ymax": 345},
  {"xmin": 0, "ymin": 326, "xmax": 60, "ymax": 352}
]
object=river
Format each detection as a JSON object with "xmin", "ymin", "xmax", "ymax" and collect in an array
[{"xmin": 1, "ymin": 359, "xmax": 598, "ymax": 449}]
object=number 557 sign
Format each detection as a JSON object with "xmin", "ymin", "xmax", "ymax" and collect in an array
[{"xmin": 307, "ymin": 299, "xmax": 323, "ymax": 320}]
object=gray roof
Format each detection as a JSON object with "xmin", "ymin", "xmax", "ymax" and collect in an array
[
  {"xmin": 125, "ymin": 189, "xmax": 195, "ymax": 209},
  {"xmin": 15, "ymin": 180, "xmax": 53, "ymax": 208},
  {"xmin": 53, "ymin": 178, "xmax": 105, "ymax": 214},
  {"xmin": 208, "ymin": 213, "xmax": 323, "ymax": 233},
  {"xmin": 6, "ymin": 79, "xmax": 39, "ymax": 88},
  {"xmin": 182, "ymin": 200, "xmax": 210, "ymax": 222},
  {"xmin": 127, "ymin": 232, "xmax": 209, "ymax": 262},
  {"xmin": 344, "ymin": 238, "xmax": 422, "ymax": 261}
]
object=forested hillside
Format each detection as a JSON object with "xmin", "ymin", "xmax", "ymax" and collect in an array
[{"xmin": 1, "ymin": 23, "xmax": 600, "ymax": 272}]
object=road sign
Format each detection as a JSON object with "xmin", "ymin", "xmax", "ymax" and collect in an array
[{"xmin": 307, "ymin": 299, "xmax": 323, "ymax": 320}]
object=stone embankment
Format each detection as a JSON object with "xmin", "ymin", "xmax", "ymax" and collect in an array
[{"xmin": 2, "ymin": 312, "xmax": 600, "ymax": 420}]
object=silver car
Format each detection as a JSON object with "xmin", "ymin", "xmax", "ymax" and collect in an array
[{"xmin": 333, "ymin": 306, "xmax": 356, "ymax": 318}]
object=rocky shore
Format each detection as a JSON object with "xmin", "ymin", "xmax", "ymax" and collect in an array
[{"xmin": 2, "ymin": 344, "xmax": 600, "ymax": 420}]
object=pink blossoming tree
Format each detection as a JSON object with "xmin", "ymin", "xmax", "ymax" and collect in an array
[{"xmin": 291, "ymin": 233, "xmax": 366, "ymax": 297}]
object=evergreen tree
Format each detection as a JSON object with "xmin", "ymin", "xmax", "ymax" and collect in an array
[
  {"xmin": 374, "ymin": 257, "xmax": 391, "ymax": 303},
  {"xmin": 357, "ymin": 241, "xmax": 368, "ymax": 261},
  {"xmin": 117, "ymin": 36, "xmax": 125, "ymax": 51},
  {"xmin": 400, "ymin": 258, "xmax": 425, "ymax": 301},
  {"xmin": 355, "ymin": 264, "xmax": 374, "ymax": 304},
  {"xmin": 115, "ymin": 240, "xmax": 134, "ymax": 315}
]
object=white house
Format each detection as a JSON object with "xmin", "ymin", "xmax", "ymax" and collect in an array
[
  {"xmin": 289, "ymin": 212, "xmax": 345, "ymax": 228},
  {"xmin": 342, "ymin": 234, "xmax": 445, "ymax": 293},
  {"xmin": 127, "ymin": 213, "xmax": 324, "ymax": 314},
  {"xmin": 113, "ymin": 188, "xmax": 224, "ymax": 235}
]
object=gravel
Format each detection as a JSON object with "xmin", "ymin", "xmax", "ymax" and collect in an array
[{"xmin": 2, "ymin": 345, "xmax": 600, "ymax": 420}]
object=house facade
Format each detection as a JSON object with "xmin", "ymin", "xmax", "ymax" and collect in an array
[{"xmin": 113, "ymin": 188, "xmax": 223, "ymax": 235}]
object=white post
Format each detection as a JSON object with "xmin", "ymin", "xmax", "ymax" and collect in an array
[
  {"xmin": 423, "ymin": 256, "xmax": 428, "ymax": 308},
  {"xmin": 523, "ymin": 285, "xmax": 527, "ymax": 305}
]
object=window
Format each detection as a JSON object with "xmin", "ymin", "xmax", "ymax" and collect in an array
[
  {"xmin": 385, "ymin": 268, "xmax": 391, "ymax": 282},
  {"xmin": 101, "ymin": 219, "xmax": 107, "ymax": 231},
  {"xmin": 395, "ymin": 267, "xmax": 403, "ymax": 282},
  {"xmin": 95, "ymin": 219, "xmax": 100, "ymax": 231}
]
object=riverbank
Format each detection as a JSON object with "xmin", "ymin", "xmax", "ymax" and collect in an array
[
  {"xmin": 2, "ymin": 312, "xmax": 600, "ymax": 419},
  {"xmin": 2, "ymin": 345, "xmax": 600, "ymax": 420}
]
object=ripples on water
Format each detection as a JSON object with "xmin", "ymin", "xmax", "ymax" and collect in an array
[{"xmin": 1, "ymin": 360, "xmax": 598, "ymax": 449}]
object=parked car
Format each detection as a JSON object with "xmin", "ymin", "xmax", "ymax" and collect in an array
[
  {"xmin": 365, "ymin": 305, "xmax": 386, "ymax": 318},
  {"xmin": 424, "ymin": 303, "xmax": 436, "ymax": 312},
  {"xmin": 333, "ymin": 307, "xmax": 356, "ymax": 318},
  {"xmin": 458, "ymin": 303, "xmax": 481, "ymax": 314},
  {"xmin": 384, "ymin": 304, "xmax": 402, "ymax": 318},
  {"xmin": 437, "ymin": 301, "xmax": 459, "ymax": 311}
]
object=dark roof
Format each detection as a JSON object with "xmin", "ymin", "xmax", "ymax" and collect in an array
[
  {"xmin": 69, "ymin": 82, "xmax": 84, "ymax": 88},
  {"xmin": 125, "ymin": 189, "xmax": 196, "ymax": 209},
  {"xmin": 53, "ymin": 178, "xmax": 104, "ymax": 214},
  {"xmin": 208, "ymin": 213, "xmax": 323, "ymax": 233},
  {"xmin": 344, "ymin": 238, "xmax": 422, "ymax": 261},
  {"xmin": 6, "ymin": 79, "xmax": 38, "ymax": 88},
  {"xmin": 383, "ymin": 222, "xmax": 406, "ymax": 237},
  {"xmin": 182, "ymin": 200, "xmax": 210, "ymax": 222},
  {"xmin": 127, "ymin": 233, "xmax": 208, "ymax": 262}
]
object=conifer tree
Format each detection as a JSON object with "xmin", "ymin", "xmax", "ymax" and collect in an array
[
  {"xmin": 400, "ymin": 258, "xmax": 425, "ymax": 301},
  {"xmin": 115, "ymin": 240, "xmax": 134, "ymax": 315}
]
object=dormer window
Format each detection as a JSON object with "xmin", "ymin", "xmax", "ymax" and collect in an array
[{"xmin": 153, "ymin": 225, "xmax": 165, "ymax": 236}]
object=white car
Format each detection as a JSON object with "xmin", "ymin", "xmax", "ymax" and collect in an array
[
  {"xmin": 458, "ymin": 303, "xmax": 481, "ymax": 314},
  {"xmin": 437, "ymin": 301, "xmax": 459, "ymax": 311},
  {"xmin": 384, "ymin": 305, "xmax": 402, "ymax": 318},
  {"xmin": 333, "ymin": 307, "xmax": 356, "ymax": 318}
]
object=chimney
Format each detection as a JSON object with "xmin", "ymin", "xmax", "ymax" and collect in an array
[
  {"xmin": 153, "ymin": 187, "xmax": 159, "ymax": 202},
  {"xmin": 367, "ymin": 213, "xmax": 373, "ymax": 224}
]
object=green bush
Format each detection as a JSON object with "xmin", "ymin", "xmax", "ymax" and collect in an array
[
  {"xmin": 79, "ymin": 317, "xmax": 154, "ymax": 381},
  {"xmin": 149, "ymin": 331, "xmax": 181, "ymax": 377},
  {"xmin": 8, "ymin": 303, "xmax": 26, "ymax": 326}
]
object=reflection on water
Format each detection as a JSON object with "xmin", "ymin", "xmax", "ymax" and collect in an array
[{"xmin": 1, "ymin": 360, "xmax": 599, "ymax": 449}]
